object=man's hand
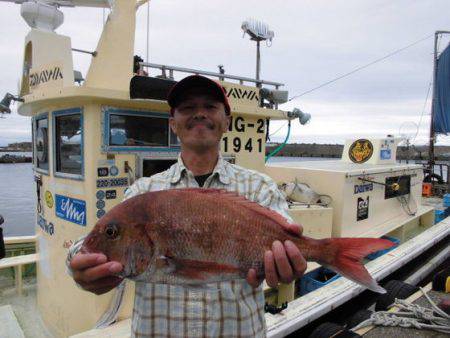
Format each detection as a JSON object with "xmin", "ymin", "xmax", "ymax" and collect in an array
[
  {"xmin": 246, "ymin": 223, "xmax": 307, "ymax": 288},
  {"xmin": 70, "ymin": 252, "xmax": 123, "ymax": 295}
]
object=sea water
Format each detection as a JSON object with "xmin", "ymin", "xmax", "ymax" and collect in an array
[{"xmin": 0, "ymin": 162, "xmax": 36, "ymax": 236}]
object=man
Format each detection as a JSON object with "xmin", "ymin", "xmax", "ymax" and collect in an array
[{"xmin": 69, "ymin": 75, "xmax": 307, "ymax": 337}]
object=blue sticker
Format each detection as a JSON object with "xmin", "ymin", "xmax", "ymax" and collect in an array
[
  {"xmin": 110, "ymin": 165, "xmax": 119, "ymax": 176},
  {"xmin": 96, "ymin": 190, "xmax": 105, "ymax": 200},
  {"xmin": 354, "ymin": 183, "xmax": 373, "ymax": 194},
  {"xmin": 55, "ymin": 195, "xmax": 86, "ymax": 226},
  {"xmin": 96, "ymin": 200, "xmax": 105, "ymax": 209},
  {"xmin": 97, "ymin": 209, "xmax": 106, "ymax": 219},
  {"xmin": 380, "ymin": 149, "xmax": 391, "ymax": 160}
]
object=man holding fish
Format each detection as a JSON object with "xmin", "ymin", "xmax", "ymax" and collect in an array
[{"xmin": 68, "ymin": 75, "xmax": 308, "ymax": 337}]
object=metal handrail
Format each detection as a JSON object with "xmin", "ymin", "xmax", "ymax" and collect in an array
[
  {"xmin": 140, "ymin": 62, "xmax": 284, "ymax": 88},
  {"xmin": 72, "ymin": 48, "xmax": 97, "ymax": 57}
]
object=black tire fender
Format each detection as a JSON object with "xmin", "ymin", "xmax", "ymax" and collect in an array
[
  {"xmin": 423, "ymin": 173, "xmax": 444, "ymax": 184},
  {"xmin": 375, "ymin": 280, "xmax": 419, "ymax": 311},
  {"xmin": 346, "ymin": 309, "xmax": 373, "ymax": 329}
]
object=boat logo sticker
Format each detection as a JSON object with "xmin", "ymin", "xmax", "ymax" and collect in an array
[
  {"xmin": 224, "ymin": 86, "xmax": 259, "ymax": 102},
  {"xmin": 97, "ymin": 167, "xmax": 109, "ymax": 177},
  {"xmin": 96, "ymin": 200, "xmax": 105, "ymax": 209},
  {"xmin": 110, "ymin": 165, "xmax": 119, "ymax": 176},
  {"xmin": 354, "ymin": 183, "xmax": 373, "ymax": 194},
  {"xmin": 97, "ymin": 209, "xmax": 106, "ymax": 219},
  {"xmin": 349, "ymin": 139, "xmax": 373, "ymax": 163},
  {"xmin": 357, "ymin": 196, "xmax": 369, "ymax": 221},
  {"xmin": 106, "ymin": 190, "xmax": 117, "ymax": 199},
  {"xmin": 38, "ymin": 215, "xmax": 55, "ymax": 236},
  {"xmin": 45, "ymin": 191, "xmax": 54, "ymax": 208},
  {"xmin": 29, "ymin": 66, "xmax": 63, "ymax": 88},
  {"xmin": 380, "ymin": 149, "xmax": 392, "ymax": 160},
  {"xmin": 55, "ymin": 195, "xmax": 86, "ymax": 226}
]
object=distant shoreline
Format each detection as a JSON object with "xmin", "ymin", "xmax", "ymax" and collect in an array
[
  {"xmin": 0, "ymin": 154, "xmax": 32, "ymax": 163},
  {"xmin": 0, "ymin": 150, "xmax": 30, "ymax": 152}
]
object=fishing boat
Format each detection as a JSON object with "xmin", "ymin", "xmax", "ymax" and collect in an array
[{"xmin": 0, "ymin": 1, "xmax": 448, "ymax": 337}]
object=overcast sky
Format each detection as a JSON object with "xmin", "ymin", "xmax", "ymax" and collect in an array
[{"xmin": 0, "ymin": 0, "xmax": 449, "ymax": 146}]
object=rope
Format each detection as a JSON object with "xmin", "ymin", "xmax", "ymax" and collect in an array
[
  {"xmin": 411, "ymin": 72, "xmax": 433, "ymax": 143},
  {"xmin": 289, "ymin": 34, "xmax": 433, "ymax": 101},
  {"xmin": 269, "ymin": 121, "xmax": 289, "ymax": 137},
  {"xmin": 352, "ymin": 287, "xmax": 450, "ymax": 334},
  {"xmin": 397, "ymin": 193, "xmax": 417, "ymax": 216},
  {"xmin": 265, "ymin": 120, "xmax": 291, "ymax": 162}
]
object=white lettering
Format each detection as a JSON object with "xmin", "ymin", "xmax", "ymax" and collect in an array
[{"xmin": 60, "ymin": 199, "xmax": 85, "ymax": 224}]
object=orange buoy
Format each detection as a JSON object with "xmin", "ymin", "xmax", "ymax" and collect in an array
[{"xmin": 422, "ymin": 182, "xmax": 432, "ymax": 197}]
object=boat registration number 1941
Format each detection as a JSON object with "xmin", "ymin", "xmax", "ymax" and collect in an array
[{"xmin": 222, "ymin": 116, "xmax": 266, "ymax": 153}]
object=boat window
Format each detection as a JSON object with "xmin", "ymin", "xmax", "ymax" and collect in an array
[
  {"xmin": 170, "ymin": 128, "xmax": 180, "ymax": 147},
  {"xmin": 34, "ymin": 116, "xmax": 49, "ymax": 171},
  {"xmin": 142, "ymin": 159, "xmax": 178, "ymax": 177},
  {"xmin": 55, "ymin": 113, "xmax": 83, "ymax": 175},
  {"xmin": 109, "ymin": 114, "xmax": 169, "ymax": 147}
]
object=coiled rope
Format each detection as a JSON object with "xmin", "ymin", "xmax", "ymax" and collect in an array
[{"xmin": 353, "ymin": 287, "xmax": 450, "ymax": 334}]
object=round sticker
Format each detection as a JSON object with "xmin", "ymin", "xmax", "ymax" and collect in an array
[
  {"xmin": 44, "ymin": 191, "xmax": 54, "ymax": 208},
  {"xmin": 96, "ymin": 209, "xmax": 106, "ymax": 219},
  {"xmin": 96, "ymin": 190, "xmax": 105, "ymax": 200},
  {"xmin": 349, "ymin": 139, "xmax": 373, "ymax": 163},
  {"xmin": 110, "ymin": 166, "xmax": 119, "ymax": 176},
  {"xmin": 96, "ymin": 200, "xmax": 105, "ymax": 209}
]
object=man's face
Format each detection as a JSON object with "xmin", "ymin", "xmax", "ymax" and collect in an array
[{"xmin": 169, "ymin": 92, "xmax": 230, "ymax": 152}]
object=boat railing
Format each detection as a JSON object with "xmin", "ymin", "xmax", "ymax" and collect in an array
[
  {"xmin": 414, "ymin": 160, "xmax": 450, "ymax": 183},
  {"xmin": 0, "ymin": 235, "xmax": 37, "ymax": 281},
  {"xmin": 140, "ymin": 62, "xmax": 284, "ymax": 88}
]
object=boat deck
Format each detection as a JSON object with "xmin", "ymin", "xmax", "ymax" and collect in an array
[{"xmin": 0, "ymin": 276, "xmax": 51, "ymax": 338}]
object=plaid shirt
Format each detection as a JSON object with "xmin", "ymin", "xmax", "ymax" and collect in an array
[{"xmin": 70, "ymin": 155, "xmax": 292, "ymax": 338}]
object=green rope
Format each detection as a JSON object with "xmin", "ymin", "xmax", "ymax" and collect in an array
[{"xmin": 265, "ymin": 120, "xmax": 291, "ymax": 163}]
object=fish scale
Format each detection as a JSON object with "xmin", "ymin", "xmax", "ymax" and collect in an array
[{"xmin": 82, "ymin": 188, "xmax": 395, "ymax": 293}]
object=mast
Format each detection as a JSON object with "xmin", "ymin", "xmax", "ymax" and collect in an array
[{"xmin": 428, "ymin": 32, "xmax": 438, "ymax": 173}]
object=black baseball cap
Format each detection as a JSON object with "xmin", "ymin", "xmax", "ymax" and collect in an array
[{"xmin": 167, "ymin": 75, "xmax": 231, "ymax": 115}]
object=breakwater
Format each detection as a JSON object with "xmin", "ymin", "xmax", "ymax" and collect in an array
[
  {"xmin": 0, "ymin": 154, "xmax": 32, "ymax": 163},
  {"xmin": 266, "ymin": 143, "xmax": 450, "ymax": 161}
]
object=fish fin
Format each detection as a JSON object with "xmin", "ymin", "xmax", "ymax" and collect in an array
[
  {"xmin": 319, "ymin": 238, "xmax": 395, "ymax": 294},
  {"xmin": 172, "ymin": 259, "xmax": 240, "ymax": 280},
  {"xmin": 172, "ymin": 188, "xmax": 299, "ymax": 235}
]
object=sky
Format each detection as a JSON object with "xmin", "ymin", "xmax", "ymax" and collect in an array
[{"xmin": 0, "ymin": 0, "xmax": 449, "ymax": 146}]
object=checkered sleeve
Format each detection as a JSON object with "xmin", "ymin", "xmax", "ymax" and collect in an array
[{"xmin": 255, "ymin": 175, "xmax": 293, "ymax": 223}]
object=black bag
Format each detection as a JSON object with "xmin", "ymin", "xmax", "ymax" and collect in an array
[
  {"xmin": 0, "ymin": 214, "xmax": 4, "ymax": 259},
  {"xmin": 0, "ymin": 227, "xmax": 5, "ymax": 259}
]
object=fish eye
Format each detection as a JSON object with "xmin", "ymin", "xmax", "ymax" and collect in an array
[{"xmin": 105, "ymin": 224, "xmax": 119, "ymax": 240}]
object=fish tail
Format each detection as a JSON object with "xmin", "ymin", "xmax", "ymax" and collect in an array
[{"xmin": 313, "ymin": 237, "xmax": 395, "ymax": 294}]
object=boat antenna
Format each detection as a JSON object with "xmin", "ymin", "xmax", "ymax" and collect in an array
[
  {"xmin": 146, "ymin": 0, "xmax": 150, "ymax": 62},
  {"xmin": 241, "ymin": 19, "xmax": 274, "ymax": 87}
]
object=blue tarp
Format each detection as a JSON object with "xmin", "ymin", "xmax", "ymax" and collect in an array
[{"xmin": 433, "ymin": 44, "xmax": 450, "ymax": 134}]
